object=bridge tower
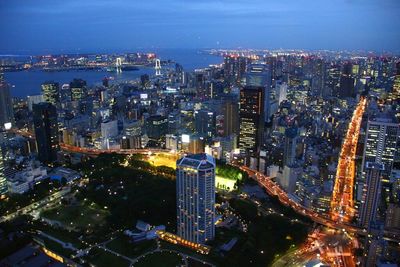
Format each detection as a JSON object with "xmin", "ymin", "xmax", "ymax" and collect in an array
[
  {"xmin": 155, "ymin": 59, "xmax": 161, "ymax": 76},
  {"xmin": 116, "ymin": 57, "xmax": 122, "ymax": 73}
]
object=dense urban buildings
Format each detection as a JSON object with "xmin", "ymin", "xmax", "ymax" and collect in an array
[{"xmin": 0, "ymin": 48, "xmax": 399, "ymax": 266}]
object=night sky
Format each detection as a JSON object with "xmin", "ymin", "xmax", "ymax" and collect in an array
[{"xmin": 1, "ymin": 0, "xmax": 399, "ymax": 54}]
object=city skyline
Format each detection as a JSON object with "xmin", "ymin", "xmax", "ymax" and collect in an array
[
  {"xmin": 0, "ymin": 2, "xmax": 400, "ymax": 266},
  {"xmin": 1, "ymin": 0, "xmax": 400, "ymax": 54}
]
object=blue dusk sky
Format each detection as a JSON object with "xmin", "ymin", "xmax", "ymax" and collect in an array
[{"xmin": 0, "ymin": 0, "xmax": 399, "ymax": 54}]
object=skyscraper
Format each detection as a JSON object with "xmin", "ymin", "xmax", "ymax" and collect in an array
[
  {"xmin": 283, "ymin": 127, "xmax": 298, "ymax": 167},
  {"xmin": 194, "ymin": 110, "xmax": 215, "ymax": 137},
  {"xmin": 337, "ymin": 62, "xmax": 355, "ymax": 98},
  {"xmin": 222, "ymin": 97, "xmax": 239, "ymax": 137},
  {"xmin": 357, "ymin": 116, "xmax": 399, "ymax": 204},
  {"xmin": 224, "ymin": 55, "xmax": 251, "ymax": 83},
  {"xmin": 361, "ymin": 117, "xmax": 399, "ymax": 177},
  {"xmin": 41, "ymin": 81, "xmax": 60, "ymax": 105},
  {"xmin": 176, "ymin": 153, "xmax": 215, "ymax": 244},
  {"xmin": 239, "ymin": 83, "xmax": 265, "ymax": 156},
  {"xmin": 359, "ymin": 162, "xmax": 384, "ymax": 229},
  {"xmin": 0, "ymin": 74, "xmax": 14, "ymax": 129},
  {"xmin": 311, "ymin": 58, "xmax": 325, "ymax": 96},
  {"xmin": 70, "ymin": 79, "xmax": 87, "ymax": 101},
  {"xmin": 33, "ymin": 103, "xmax": 59, "ymax": 164},
  {"xmin": 246, "ymin": 64, "xmax": 272, "ymax": 123}
]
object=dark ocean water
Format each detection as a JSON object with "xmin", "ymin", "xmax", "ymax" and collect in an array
[{"xmin": 3, "ymin": 49, "xmax": 222, "ymax": 98}]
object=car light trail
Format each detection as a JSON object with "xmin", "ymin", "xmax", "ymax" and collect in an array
[{"xmin": 330, "ymin": 97, "xmax": 367, "ymax": 223}]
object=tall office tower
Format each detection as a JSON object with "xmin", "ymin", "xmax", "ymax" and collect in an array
[
  {"xmin": 359, "ymin": 162, "xmax": 384, "ymax": 229},
  {"xmin": 33, "ymin": 103, "xmax": 59, "ymax": 164},
  {"xmin": 325, "ymin": 64, "xmax": 340, "ymax": 97},
  {"xmin": 311, "ymin": 58, "xmax": 325, "ymax": 96},
  {"xmin": 0, "ymin": 75, "xmax": 14, "ymax": 129},
  {"xmin": 361, "ymin": 117, "xmax": 399, "ymax": 178},
  {"xmin": 337, "ymin": 62, "xmax": 355, "ymax": 98},
  {"xmin": 223, "ymin": 98, "xmax": 239, "ymax": 137},
  {"xmin": 41, "ymin": 81, "xmax": 60, "ymax": 105},
  {"xmin": 277, "ymin": 82, "xmax": 288, "ymax": 105},
  {"xmin": 194, "ymin": 110, "xmax": 215, "ymax": 137},
  {"xmin": 246, "ymin": 63, "xmax": 272, "ymax": 123},
  {"xmin": 283, "ymin": 127, "xmax": 298, "ymax": 167},
  {"xmin": 70, "ymin": 79, "xmax": 87, "ymax": 101},
  {"xmin": 223, "ymin": 55, "xmax": 251, "ymax": 83},
  {"xmin": 194, "ymin": 72, "xmax": 206, "ymax": 98},
  {"xmin": 176, "ymin": 153, "xmax": 215, "ymax": 244},
  {"xmin": 238, "ymin": 84, "xmax": 265, "ymax": 156}
]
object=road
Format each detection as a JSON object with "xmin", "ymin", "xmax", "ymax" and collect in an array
[
  {"xmin": 0, "ymin": 187, "xmax": 71, "ymax": 223},
  {"xmin": 330, "ymin": 97, "xmax": 367, "ymax": 223}
]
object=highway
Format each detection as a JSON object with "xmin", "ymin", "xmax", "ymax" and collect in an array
[{"xmin": 330, "ymin": 97, "xmax": 367, "ymax": 223}]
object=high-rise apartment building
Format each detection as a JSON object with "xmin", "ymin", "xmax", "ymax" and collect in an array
[
  {"xmin": 176, "ymin": 153, "xmax": 215, "ymax": 244},
  {"xmin": 33, "ymin": 103, "xmax": 59, "ymax": 164}
]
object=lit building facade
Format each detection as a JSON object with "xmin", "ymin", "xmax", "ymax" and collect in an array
[
  {"xmin": 194, "ymin": 110, "xmax": 215, "ymax": 137},
  {"xmin": 41, "ymin": 81, "xmax": 60, "ymax": 105},
  {"xmin": 238, "ymin": 85, "xmax": 264, "ymax": 156},
  {"xmin": 176, "ymin": 153, "xmax": 215, "ymax": 244},
  {"xmin": 359, "ymin": 162, "xmax": 384, "ymax": 229},
  {"xmin": 70, "ymin": 79, "xmax": 87, "ymax": 101},
  {"xmin": 361, "ymin": 118, "xmax": 399, "ymax": 178}
]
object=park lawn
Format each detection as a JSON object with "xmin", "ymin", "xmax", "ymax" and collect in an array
[
  {"xmin": 85, "ymin": 247, "xmax": 130, "ymax": 267},
  {"xmin": 106, "ymin": 235, "xmax": 157, "ymax": 259},
  {"xmin": 134, "ymin": 251, "xmax": 183, "ymax": 267},
  {"xmin": 41, "ymin": 202, "xmax": 110, "ymax": 229}
]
